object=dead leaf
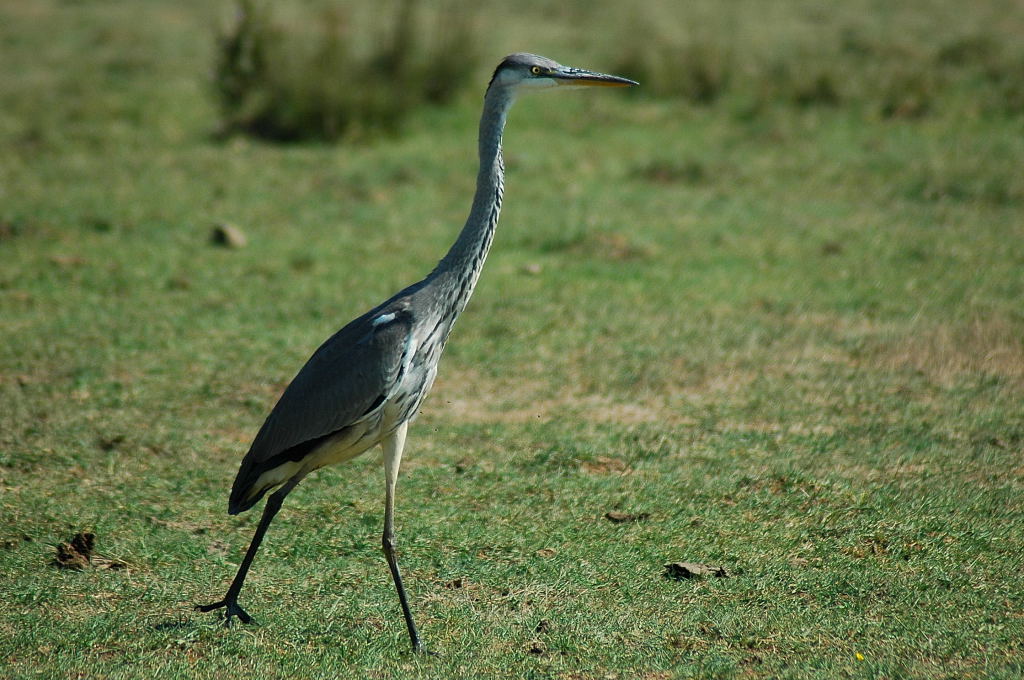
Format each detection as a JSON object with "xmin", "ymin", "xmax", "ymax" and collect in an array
[
  {"xmin": 605, "ymin": 511, "xmax": 651, "ymax": 524},
  {"xmin": 52, "ymin": 531, "xmax": 127, "ymax": 571},
  {"xmin": 663, "ymin": 562, "xmax": 728, "ymax": 580},
  {"xmin": 1, "ymin": 535, "xmax": 32, "ymax": 549},
  {"xmin": 206, "ymin": 539, "xmax": 230, "ymax": 558},
  {"xmin": 49, "ymin": 254, "xmax": 86, "ymax": 268},
  {"xmin": 95, "ymin": 557, "xmax": 128, "ymax": 570},
  {"xmin": 582, "ymin": 456, "xmax": 631, "ymax": 474},
  {"xmin": 70, "ymin": 532, "xmax": 95, "ymax": 558},
  {"xmin": 53, "ymin": 542, "xmax": 90, "ymax": 570},
  {"xmin": 166, "ymin": 275, "xmax": 191, "ymax": 290},
  {"xmin": 97, "ymin": 434, "xmax": 126, "ymax": 451},
  {"xmin": 53, "ymin": 531, "xmax": 95, "ymax": 570}
]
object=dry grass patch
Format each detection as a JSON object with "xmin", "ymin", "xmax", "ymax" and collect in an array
[
  {"xmin": 422, "ymin": 368, "xmax": 702, "ymax": 426},
  {"xmin": 873, "ymin": 315, "xmax": 1024, "ymax": 388},
  {"xmin": 418, "ymin": 311, "xmax": 1024, "ymax": 439}
]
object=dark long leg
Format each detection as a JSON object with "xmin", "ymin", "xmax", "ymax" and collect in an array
[
  {"xmin": 196, "ymin": 477, "xmax": 299, "ymax": 625},
  {"xmin": 381, "ymin": 422, "xmax": 427, "ymax": 653}
]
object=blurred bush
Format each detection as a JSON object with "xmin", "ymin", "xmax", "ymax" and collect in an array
[
  {"xmin": 606, "ymin": 3, "xmax": 1024, "ymax": 119},
  {"xmin": 213, "ymin": 0, "xmax": 480, "ymax": 142},
  {"xmin": 212, "ymin": 0, "xmax": 1024, "ymax": 138}
]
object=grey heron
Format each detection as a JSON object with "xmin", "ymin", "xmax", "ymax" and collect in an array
[{"xmin": 196, "ymin": 53, "xmax": 636, "ymax": 653}]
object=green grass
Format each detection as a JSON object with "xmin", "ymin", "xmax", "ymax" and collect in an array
[{"xmin": 2, "ymin": 1, "xmax": 1023, "ymax": 678}]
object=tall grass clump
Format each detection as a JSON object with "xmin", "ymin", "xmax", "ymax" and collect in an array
[{"xmin": 213, "ymin": 0, "xmax": 480, "ymax": 142}]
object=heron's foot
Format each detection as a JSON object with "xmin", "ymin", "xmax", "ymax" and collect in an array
[
  {"xmin": 195, "ymin": 597, "xmax": 254, "ymax": 626},
  {"xmin": 411, "ymin": 639, "xmax": 437, "ymax": 657}
]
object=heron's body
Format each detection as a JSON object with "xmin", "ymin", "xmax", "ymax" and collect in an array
[
  {"xmin": 197, "ymin": 53, "xmax": 635, "ymax": 653},
  {"xmin": 229, "ymin": 294, "xmax": 436, "ymax": 514}
]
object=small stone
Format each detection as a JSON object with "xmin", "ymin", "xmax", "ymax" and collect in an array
[
  {"xmin": 211, "ymin": 222, "xmax": 247, "ymax": 249},
  {"xmin": 521, "ymin": 263, "xmax": 542, "ymax": 275}
]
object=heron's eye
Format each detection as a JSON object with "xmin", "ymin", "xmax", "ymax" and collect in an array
[{"xmin": 530, "ymin": 66, "xmax": 543, "ymax": 75}]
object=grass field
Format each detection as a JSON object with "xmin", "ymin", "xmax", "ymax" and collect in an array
[{"xmin": 2, "ymin": 1, "xmax": 1023, "ymax": 678}]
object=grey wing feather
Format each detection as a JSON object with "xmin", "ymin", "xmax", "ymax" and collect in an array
[{"xmin": 229, "ymin": 299, "xmax": 414, "ymax": 510}]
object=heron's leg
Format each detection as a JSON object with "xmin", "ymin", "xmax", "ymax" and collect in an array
[
  {"xmin": 197, "ymin": 477, "xmax": 300, "ymax": 626},
  {"xmin": 381, "ymin": 421, "xmax": 426, "ymax": 653}
]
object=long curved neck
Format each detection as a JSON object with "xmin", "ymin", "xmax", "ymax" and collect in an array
[{"xmin": 430, "ymin": 85, "xmax": 514, "ymax": 315}]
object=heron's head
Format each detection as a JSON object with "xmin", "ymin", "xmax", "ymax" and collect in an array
[{"xmin": 487, "ymin": 53, "xmax": 637, "ymax": 95}]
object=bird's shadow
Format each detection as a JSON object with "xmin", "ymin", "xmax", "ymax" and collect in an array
[{"xmin": 149, "ymin": 615, "xmax": 201, "ymax": 632}]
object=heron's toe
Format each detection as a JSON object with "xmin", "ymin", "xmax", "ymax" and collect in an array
[{"xmin": 195, "ymin": 598, "xmax": 255, "ymax": 626}]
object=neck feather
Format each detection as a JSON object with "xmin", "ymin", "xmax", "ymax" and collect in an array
[{"xmin": 431, "ymin": 86, "xmax": 514, "ymax": 304}]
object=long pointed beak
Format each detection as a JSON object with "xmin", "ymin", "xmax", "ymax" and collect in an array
[{"xmin": 553, "ymin": 66, "xmax": 638, "ymax": 88}]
